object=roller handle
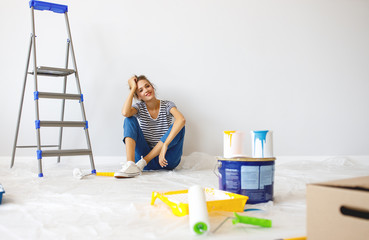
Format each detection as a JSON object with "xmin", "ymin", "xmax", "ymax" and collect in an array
[
  {"xmin": 96, "ymin": 172, "xmax": 114, "ymax": 177},
  {"xmin": 232, "ymin": 212, "xmax": 272, "ymax": 228}
]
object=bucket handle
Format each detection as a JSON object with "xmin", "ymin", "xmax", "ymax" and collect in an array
[{"xmin": 213, "ymin": 161, "xmax": 222, "ymax": 178}]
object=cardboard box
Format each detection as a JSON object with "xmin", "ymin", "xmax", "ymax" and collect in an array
[{"xmin": 307, "ymin": 176, "xmax": 369, "ymax": 240}]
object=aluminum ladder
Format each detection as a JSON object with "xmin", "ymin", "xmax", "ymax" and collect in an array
[{"xmin": 11, "ymin": 0, "xmax": 96, "ymax": 177}]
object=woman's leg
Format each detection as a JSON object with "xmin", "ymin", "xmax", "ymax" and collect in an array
[
  {"xmin": 145, "ymin": 126, "xmax": 185, "ymax": 170},
  {"xmin": 123, "ymin": 117, "xmax": 151, "ymax": 163}
]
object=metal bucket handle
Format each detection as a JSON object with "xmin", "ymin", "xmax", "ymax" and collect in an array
[{"xmin": 213, "ymin": 161, "xmax": 222, "ymax": 178}]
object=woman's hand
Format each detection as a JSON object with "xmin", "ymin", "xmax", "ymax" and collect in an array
[
  {"xmin": 128, "ymin": 75, "xmax": 137, "ymax": 91},
  {"xmin": 121, "ymin": 75, "xmax": 139, "ymax": 117},
  {"xmin": 159, "ymin": 144, "xmax": 168, "ymax": 167}
]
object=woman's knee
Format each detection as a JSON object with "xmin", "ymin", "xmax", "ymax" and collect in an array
[
  {"xmin": 160, "ymin": 126, "xmax": 185, "ymax": 147},
  {"xmin": 166, "ymin": 158, "xmax": 181, "ymax": 170},
  {"xmin": 123, "ymin": 117, "xmax": 140, "ymax": 143},
  {"xmin": 124, "ymin": 116, "xmax": 139, "ymax": 128}
]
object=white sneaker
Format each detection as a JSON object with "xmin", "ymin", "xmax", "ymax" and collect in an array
[
  {"xmin": 136, "ymin": 157, "xmax": 147, "ymax": 171},
  {"xmin": 114, "ymin": 161, "xmax": 141, "ymax": 178}
]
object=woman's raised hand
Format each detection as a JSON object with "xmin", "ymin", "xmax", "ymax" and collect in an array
[{"xmin": 128, "ymin": 75, "xmax": 138, "ymax": 90}]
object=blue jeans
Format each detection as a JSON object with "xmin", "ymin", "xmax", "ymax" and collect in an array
[{"xmin": 123, "ymin": 117, "xmax": 185, "ymax": 170}]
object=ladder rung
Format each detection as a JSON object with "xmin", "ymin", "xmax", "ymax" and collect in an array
[
  {"xmin": 16, "ymin": 145, "xmax": 60, "ymax": 149},
  {"xmin": 29, "ymin": 66, "xmax": 75, "ymax": 77},
  {"xmin": 37, "ymin": 92, "xmax": 82, "ymax": 100},
  {"xmin": 41, "ymin": 149, "xmax": 92, "ymax": 157},
  {"xmin": 38, "ymin": 121, "xmax": 87, "ymax": 128}
]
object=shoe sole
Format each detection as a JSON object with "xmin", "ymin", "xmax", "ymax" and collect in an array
[
  {"xmin": 114, "ymin": 172, "xmax": 140, "ymax": 178},
  {"xmin": 114, "ymin": 175, "xmax": 136, "ymax": 178}
]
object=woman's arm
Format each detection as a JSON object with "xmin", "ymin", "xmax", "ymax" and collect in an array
[
  {"xmin": 142, "ymin": 107, "xmax": 185, "ymax": 167},
  {"xmin": 158, "ymin": 107, "xmax": 186, "ymax": 167},
  {"xmin": 121, "ymin": 76, "xmax": 138, "ymax": 117}
]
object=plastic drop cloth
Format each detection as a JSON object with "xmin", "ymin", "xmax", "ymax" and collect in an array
[{"xmin": 0, "ymin": 153, "xmax": 368, "ymax": 240}]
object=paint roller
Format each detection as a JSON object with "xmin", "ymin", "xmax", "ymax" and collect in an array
[
  {"xmin": 188, "ymin": 185, "xmax": 210, "ymax": 235},
  {"xmin": 212, "ymin": 212, "xmax": 272, "ymax": 233},
  {"xmin": 73, "ymin": 168, "xmax": 114, "ymax": 179}
]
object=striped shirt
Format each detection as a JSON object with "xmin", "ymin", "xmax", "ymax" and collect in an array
[{"xmin": 133, "ymin": 100, "xmax": 176, "ymax": 148}]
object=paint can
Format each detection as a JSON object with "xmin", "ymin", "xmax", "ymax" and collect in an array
[
  {"xmin": 223, "ymin": 131, "xmax": 244, "ymax": 158},
  {"xmin": 215, "ymin": 157, "xmax": 275, "ymax": 204},
  {"xmin": 251, "ymin": 130, "xmax": 273, "ymax": 158}
]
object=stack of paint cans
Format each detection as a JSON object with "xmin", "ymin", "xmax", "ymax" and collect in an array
[{"xmin": 217, "ymin": 130, "xmax": 275, "ymax": 204}]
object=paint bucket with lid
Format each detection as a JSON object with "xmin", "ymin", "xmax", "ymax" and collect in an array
[
  {"xmin": 215, "ymin": 157, "xmax": 275, "ymax": 204},
  {"xmin": 251, "ymin": 130, "xmax": 273, "ymax": 158}
]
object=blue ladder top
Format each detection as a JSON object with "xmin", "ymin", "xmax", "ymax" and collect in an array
[{"xmin": 29, "ymin": 0, "xmax": 68, "ymax": 13}]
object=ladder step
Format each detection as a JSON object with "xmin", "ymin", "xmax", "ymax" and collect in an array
[
  {"xmin": 40, "ymin": 149, "xmax": 92, "ymax": 157},
  {"xmin": 16, "ymin": 145, "xmax": 59, "ymax": 149},
  {"xmin": 29, "ymin": 66, "xmax": 75, "ymax": 77},
  {"xmin": 30, "ymin": 0, "xmax": 68, "ymax": 14},
  {"xmin": 36, "ymin": 92, "xmax": 82, "ymax": 101},
  {"xmin": 37, "ymin": 121, "xmax": 88, "ymax": 128}
]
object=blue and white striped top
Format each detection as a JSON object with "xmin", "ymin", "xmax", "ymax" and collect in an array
[{"xmin": 133, "ymin": 100, "xmax": 176, "ymax": 148}]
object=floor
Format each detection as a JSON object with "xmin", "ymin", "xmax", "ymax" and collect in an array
[{"xmin": 0, "ymin": 152, "xmax": 368, "ymax": 240}]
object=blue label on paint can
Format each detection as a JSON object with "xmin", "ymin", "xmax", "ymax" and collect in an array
[
  {"xmin": 241, "ymin": 166, "xmax": 259, "ymax": 189},
  {"xmin": 225, "ymin": 168, "xmax": 240, "ymax": 192},
  {"xmin": 260, "ymin": 165, "xmax": 274, "ymax": 189}
]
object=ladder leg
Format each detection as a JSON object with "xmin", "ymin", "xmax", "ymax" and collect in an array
[
  {"xmin": 37, "ymin": 150, "xmax": 43, "ymax": 178},
  {"xmin": 11, "ymin": 36, "xmax": 33, "ymax": 168},
  {"xmin": 31, "ymin": 7, "xmax": 43, "ymax": 177},
  {"xmin": 57, "ymin": 40, "xmax": 70, "ymax": 163},
  {"xmin": 85, "ymin": 128, "xmax": 96, "ymax": 173},
  {"xmin": 65, "ymin": 12, "xmax": 96, "ymax": 173}
]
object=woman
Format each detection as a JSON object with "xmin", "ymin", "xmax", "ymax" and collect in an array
[{"xmin": 115, "ymin": 75, "xmax": 186, "ymax": 178}]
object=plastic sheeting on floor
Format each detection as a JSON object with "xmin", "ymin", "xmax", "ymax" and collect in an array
[{"xmin": 0, "ymin": 153, "xmax": 368, "ymax": 240}]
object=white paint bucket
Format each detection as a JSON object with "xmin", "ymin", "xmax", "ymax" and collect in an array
[
  {"xmin": 251, "ymin": 130, "xmax": 273, "ymax": 158},
  {"xmin": 223, "ymin": 131, "xmax": 244, "ymax": 158}
]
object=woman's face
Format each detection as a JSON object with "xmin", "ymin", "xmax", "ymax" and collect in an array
[{"xmin": 136, "ymin": 80, "xmax": 155, "ymax": 101}]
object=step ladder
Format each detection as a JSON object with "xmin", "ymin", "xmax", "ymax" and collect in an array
[{"xmin": 11, "ymin": 0, "xmax": 96, "ymax": 177}]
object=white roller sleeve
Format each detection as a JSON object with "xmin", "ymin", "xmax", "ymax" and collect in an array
[{"xmin": 188, "ymin": 185, "xmax": 210, "ymax": 235}]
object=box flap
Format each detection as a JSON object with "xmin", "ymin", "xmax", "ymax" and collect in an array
[{"xmin": 311, "ymin": 175, "xmax": 369, "ymax": 191}]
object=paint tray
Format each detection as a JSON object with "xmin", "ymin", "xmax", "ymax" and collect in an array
[{"xmin": 151, "ymin": 188, "xmax": 248, "ymax": 217}]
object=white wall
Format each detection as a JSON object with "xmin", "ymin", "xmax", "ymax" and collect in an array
[{"xmin": 1, "ymin": 0, "xmax": 369, "ymax": 158}]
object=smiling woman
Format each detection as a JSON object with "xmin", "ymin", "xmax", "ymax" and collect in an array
[
  {"xmin": 130, "ymin": 75, "xmax": 156, "ymax": 100},
  {"xmin": 115, "ymin": 75, "xmax": 186, "ymax": 178}
]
